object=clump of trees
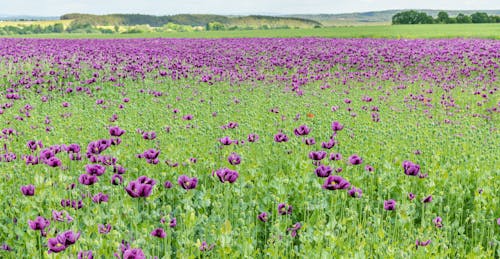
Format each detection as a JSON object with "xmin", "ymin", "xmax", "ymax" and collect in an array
[{"xmin": 392, "ymin": 11, "xmax": 500, "ymax": 24}]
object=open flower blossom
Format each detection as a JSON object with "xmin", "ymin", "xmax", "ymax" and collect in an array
[
  {"xmin": 258, "ymin": 212, "xmax": 269, "ymax": 222},
  {"xmin": 109, "ymin": 126, "xmax": 126, "ymax": 137},
  {"xmin": 227, "ymin": 152, "xmax": 241, "ymax": 165},
  {"xmin": 278, "ymin": 203, "xmax": 293, "ymax": 215},
  {"xmin": 98, "ymin": 223, "xmax": 112, "ymax": 234},
  {"xmin": 28, "ymin": 216, "xmax": 50, "ymax": 236},
  {"xmin": 331, "ymin": 121, "xmax": 344, "ymax": 132},
  {"xmin": 178, "ymin": 175, "xmax": 198, "ymax": 190},
  {"xmin": 422, "ymin": 195, "xmax": 433, "ymax": 203},
  {"xmin": 348, "ymin": 154, "xmax": 363, "ymax": 165},
  {"xmin": 403, "ymin": 160, "xmax": 420, "ymax": 176},
  {"xmin": 384, "ymin": 199, "xmax": 397, "ymax": 211},
  {"xmin": 309, "ymin": 151, "xmax": 327, "ymax": 161},
  {"xmin": 322, "ymin": 175, "xmax": 351, "ymax": 190},
  {"xmin": 415, "ymin": 239, "xmax": 431, "ymax": 249},
  {"xmin": 199, "ymin": 241, "xmax": 215, "ymax": 252},
  {"xmin": 213, "ymin": 168, "xmax": 239, "ymax": 183},
  {"xmin": 433, "ymin": 217, "xmax": 443, "ymax": 228},
  {"xmin": 125, "ymin": 176, "xmax": 156, "ymax": 198},
  {"xmin": 274, "ymin": 132, "xmax": 289, "ymax": 142},
  {"xmin": 293, "ymin": 125, "xmax": 311, "ymax": 136},
  {"xmin": 151, "ymin": 228, "xmax": 166, "ymax": 238},
  {"xmin": 314, "ymin": 165, "xmax": 332, "ymax": 177},
  {"xmin": 287, "ymin": 222, "xmax": 302, "ymax": 237},
  {"xmin": 348, "ymin": 187, "xmax": 363, "ymax": 198},
  {"xmin": 47, "ymin": 230, "xmax": 80, "ymax": 254},
  {"xmin": 20, "ymin": 184, "xmax": 35, "ymax": 196}
]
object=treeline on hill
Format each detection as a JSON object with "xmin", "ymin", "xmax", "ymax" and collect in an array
[
  {"xmin": 61, "ymin": 13, "xmax": 321, "ymax": 30},
  {"xmin": 392, "ymin": 10, "xmax": 500, "ymax": 24}
]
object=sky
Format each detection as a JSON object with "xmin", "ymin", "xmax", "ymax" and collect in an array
[{"xmin": 1, "ymin": 0, "xmax": 499, "ymax": 16}]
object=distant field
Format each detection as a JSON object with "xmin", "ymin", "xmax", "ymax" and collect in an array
[
  {"xmin": 0, "ymin": 19, "xmax": 72, "ymax": 28},
  {"xmin": 1, "ymin": 23, "xmax": 499, "ymax": 39}
]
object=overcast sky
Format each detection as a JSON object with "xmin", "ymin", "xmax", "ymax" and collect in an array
[{"xmin": 1, "ymin": 0, "xmax": 499, "ymax": 16}]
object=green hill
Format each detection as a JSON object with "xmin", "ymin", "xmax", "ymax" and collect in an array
[{"xmin": 60, "ymin": 13, "xmax": 321, "ymax": 29}]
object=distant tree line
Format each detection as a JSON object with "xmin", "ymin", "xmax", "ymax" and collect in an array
[
  {"xmin": 392, "ymin": 11, "xmax": 500, "ymax": 24},
  {"xmin": 0, "ymin": 23, "xmax": 65, "ymax": 35}
]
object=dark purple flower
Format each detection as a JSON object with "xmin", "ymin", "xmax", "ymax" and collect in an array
[
  {"xmin": 415, "ymin": 239, "xmax": 431, "ymax": 249},
  {"xmin": 214, "ymin": 168, "xmax": 239, "ymax": 184},
  {"xmin": 20, "ymin": 184, "xmax": 35, "ymax": 196},
  {"xmin": 247, "ymin": 134, "xmax": 259, "ymax": 142},
  {"xmin": 1, "ymin": 243, "xmax": 12, "ymax": 252},
  {"xmin": 348, "ymin": 187, "xmax": 363, "ymax": 198},
  {"xmin": 322, "ymin": 175, "xmax": 351, "ymax": 190},
  {"xmin": 365, "ymin": 165, "xmax": 374, "ymax": 172},
  {"xmin": 85, "ymin": 164, "xmax": 106, "ymax": 176},
  {"xmin": 408, "ymin": 192, "xmax": 416, "ymax": 200},
  {"xmin": 403, "ymin": 160, "xmax": 420, "ymax": 176},
  {"xmin": 47, "ymin": 237, "xmax": 66, "ymax": 253},
  {"xmin": 227, "ymin": 152, "xmax": 241, "ymax": 165},
  {"xmin": 321, "ymin": 138, "xmax": 336, "ymax": 149},
  {"xmin": 111, "ymin": 174, "xmax": 123, "ymax": 185},
  {"xmin": 287, "ymin": 222, "xmax": 302, "ymax": 237},
  {"xmin": 258, "ymin": 212, "xmax": 268, "ymax": 222},
  {"xmin": 348, "ymin": 154, "xmax": 363, "ymax": 165},
  {"xmin": 92, "ymin": 193, "xmax": 109, "ymax": 203},
  {"xmin": 45, "ymin": 157, "xmax": 62, "ymax": 167},
  {"xmin": 293, "ymin": 125, "xmax": 311, "ymax": 136},
  {"xmin": 422, "ymin": 195, "xmax": 433, "ymax": 203},
  {"xmin": 182, "ymin": 114, "xmax": 193, "ymax": 120},
  {"xmin": 78, "ymin": 250, "xmax": 93, "ymax": 259},
  {"xmin": 28, "ymin": 216, "xmax": 50, "ymax": 233},
  {"xmin": 169, "ymin": 218, "xmax": 177, "ymax": 228},
  {"xmin": 151, "ymin": 228, "xmax": 166, "ymax": 238},
  {"xmin": 309, "ymin": 151, "xmax": 327, "ymax": 161},
  {"xmin": 98, "ymin": 223, "xmax": 112, "ymax": 234},
  {"xmin": 278, "ymin": 203, "xmax": 293, "ymax": 215},
  {"xmin": 142, "ymin": 131, "xmax": 156, "ymax": 140},
  {"xmin": 122, "ymin": 248, "xmax": 145, "ymax": 259},
  {"xmin": 164, "ymin": 181, "xmax": 173, "ymax": 189},
  {"xmin": 178, "ymin": 175, "xmax": 198, "ymax": 190},
  {"xmin": 109, "ymin": 126, "xmax": 125, "ymax": 137},
  {"xmin": 220, "ymin": 136, "xmax": 232, "ymax": 145},
  {"xmin": 384, "ymin": 199, "xmax": 397, "ymax": 211},
  {"xmin": 330, "ymin": 153, "xmax": 342, "ymax": 161},
  {"xmin": 433, "ymin": 217, "xmax": 443, "ymax": 228},
  {"xmin": 125, "ymin": 176, "xmax": 156, "ymax": 198},
  {"xmin": 79, "ymin": 174, "xmax": 99, "ymax": 185},
  {"xmin": 52, "ymin": 210, "xmax": 73, "ymax": 223},
  {"xmin": 304, "ymin": 137, "xmax": 316, "ymax": 145},
  {"xmin": 331, "ymin": 121, "xmax": 344, "ymax": 132},
  {"xmin": 314, "ymin": 165, "xmax": 332, "ymax": 177},
  {"xmin": 274, "ymin": 132, "xmax": 289, "ymax": 143}
]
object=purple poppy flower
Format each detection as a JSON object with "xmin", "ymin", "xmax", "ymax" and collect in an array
[
  {"xmin": 415, "ymin": 239, "xmax": 431, "ymax": 249},
  {"xmin": 220, "ymin": 136, "xmax": 232, "ymax": 145},
  {"xmin": 331, "ymin": 121, "xmax": 344, "ymax": 132},
  {"xmin": 433, "ymin": 217, "xmax": 443, "ymax": 228},
  {"xmin": 278, "ymin": 203, "xmax": 293, "ymax": 215},
  {"xmin": 78, "ymin": 250, "xmax": 93, "ymax": 259},
  {"xmin": 85, "ymin": 164, "xmax": 106, "ymax": 176},
  {"xmin": 258, "ymin": 212, "xmax": 268, "ymax": 222},
  {"xmin": 309, "ymin": 151, "xmax": 327, "ymax": 161},
  {"xmin": 52, "ymin": 210, "xmax": 73, "ymax": 223},
  {"xmin": 109, "ymin": 126, "xmax": 125, "ymax": 137},
  {"xmin": 151, "ymin": 228, "xmax": 166, "ymax": 238},
  {"xmin": 182, "ymin": 114, "xmax": 193, "ymax": 120},
  {"xmin": 365, "ymin": 165, "xmax": 374, "ymax": 172},
  {"xmin": 321, "ymin": 138, "xmax": 336, "ymax": 149},
  {"xmin": 199, "ymin": 241, "xmax": 215, "ymax": 252},
  {"xmin": 123, "ymin": 248, "xmax": 145, "ymax": 259},
  {"xmin": 348, "ymin": 187, "xmax": 363, "ymax": 198},
  {"xmin": 496, "ymin": 218, "xmax": 500, "ymax": 226},
  {"xmin": 274, "ymin": 132, "xmax": 289, "ymax": 143},
  {"xmin": 408, "ymin": 192, "xmax": 416, "ymax": 200},
  {"xmin": 113, "ymin": 165, "xmax": 126, "ymax": 174},
  {"xmin": 164, "ymin": 181, "xmax": 173, "ymax": 189},
  {"xmin": 315, "ymin": 165, "xmax": 332, "ymax": 177},
  {"xmin": 330, "ymin": 153, "xmax": 342, "ymax": 161},
  {"xmin": 304, "ymin": 137, "xmax": 316, "ymax": 145},
  {"xmin": 98, "ymin": 223, "xmax": 112, "ymax": 234},
  {"xmin": 227, "ymin": 152, "xmax": 241, "ymax": 165},
  {"xmin": 142, "ymin": 131, "xmax": 156, "ymax": 140},
  {"xmin": 293, "ymin": 125, "xmax": 311, "ymax": 136},
  {"xmin": 1, "ymin": 243, "xmax": 12, "ymax": 252},
  {"xmin": 79, "ymin": 174, "xmax": 99, "ymax": 185},
  {"xmin": 125, "ymin": 176, "xmax": 156, "ymax": 198},
  {"xmin": 322, "ymin": 175, "xmax": 351, "ymax": 190},
  {"xmin": 111, "ymin": 174, "xmax": 123, "ymax": 185},
  {"xmin": 47, "ymin": 237, "xmax": 66, "ymax": 254},
  {"xmin": 422, "ymin": 195, "xmax": 433, "ymax": 203},
  {"xmin": 214, "ymin": 168, "xmax": 239, "ymax": 184},
  {"xmin": 169, "ymin": 218, "xmax": 177, "ymax": 228},
  {"xmin": 403, "ymin": 160, "xmax": 420, "ymax": 176},
  {"xmin": 45, "ymin": 157, "xmax": 62, "ymax": 167},
  {"xmin": 20, "ymin": 184, "xmax": 35, "ymax": 196},
  {"xmin": 92, "ymin": 193, "xmax": 109, "ymax": 203},
  {"xmin": 348, "ymin": 154, "xmax": 363, "ymax": 165},
  {"xmin": 178, "ymin": 175, "xmax": 198, "ymax": 190},
  {"xmin": 287, "ymin": 222, "xmax": 302, "ymax": 237},
  {"xmin": 384, "ymin": 199, "xmax": 397, "ymax": 211},
  {"xmin": 28, "ymin": 216, "xmax": 50, "ymax": 234},
  {"xmin": 247, "ymin": 133, "xmax": 259, "ymax": 143},
  {"xmin": 56, "ymin": 230, "xmax": 80, "ymax": 246}
]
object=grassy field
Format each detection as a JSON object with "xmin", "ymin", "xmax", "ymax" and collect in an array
[
  {"xmin": 0, "ymin": 19, "xmax": 72, "ymax": 28},
  {"xmin": 1, "ymin": 23, "xmax": 499, "ymax": 39}
]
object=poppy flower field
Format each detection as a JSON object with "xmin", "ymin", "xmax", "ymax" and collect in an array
[{"xmin": 0, "ymin": 38, "xmax": 499, "ymax": 258}]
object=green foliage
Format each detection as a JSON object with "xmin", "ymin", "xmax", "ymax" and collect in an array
[
  {"xmin": 392, "ymin": 11, "xmax": 434, "ymax": 24},
  {"xmin": 436, "ymin": 11, "xmax": 449, "ymax": 24},
  {"xmin": 206, "ymin": 21, "xmax": 225, "ymax": 31},
  {"xmin": 456, "ymin": 13, "xmax": 472, "ymax": 23},
  {"xmin": 471, "ymin": 12, "xmax": 491, "ymax": 23}
]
